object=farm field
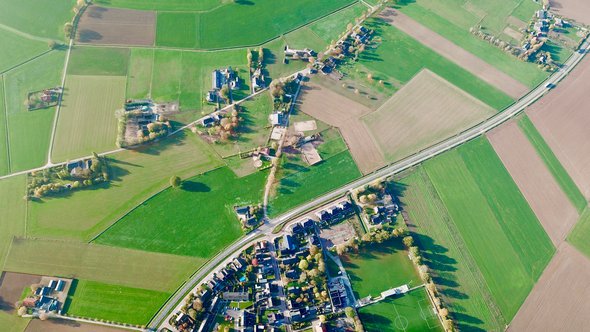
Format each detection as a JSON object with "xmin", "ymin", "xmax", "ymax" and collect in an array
[
  {"xmin": 28, "ymin": 132, "xmax": 222, "ymax": 241},
  {"xmin": 0, "ymin": 76, "xmax": 8, "ymax": 175},
  {"xmin": 0, "ymin": 176, "xmax": 27, "ymax": 269},
  {"xmin": 518, "ymin": 115, "xmax": 587, "ymax": 212},
  {"xmin": 359, "ymin": 288, "xmax": 443, "ymax": 332},
  {"xmin": 77, "ymin": 6, "xmax": 156, "ymax": 46},
  {"xmin": 0, "ymin": 0, "xmax": 75, "ymax": 40},
  {"xmin": 51, "ymin": 75, "xmax": 125, "ymax": 162},
  {"xmin": 341, "ymin": 239, "xmax": 420, "ymax": 299},
  {"xmin": 3, "ymin": 50, "xmax": 65, "ymax": 172},
  {"xmin": 26, "ymin": 319, "xmax": 127, "ymax": 332},
  {"xmin": 3, "ymin": 238, "xmax": 204, "ymax": 292},
  {"xmin": 396, "ymin": 0, "xmax": 548, "ymax": 87},
  {"xmin": 0, "ymin": 313, "xmax": 28, "ymax": 332},
  {"xmin": 423, "ymin": 137, "xmax": 554, "ymax": 320},
  {"xmin": 567, "ymin": 208, "xmax": 590, "ymax": 258},
  {"xmin": 551, "ymin": 0, "xmax": 590, "ymax": 25},
  {"xmin": 66, "ymin": 280, "xmax": 169, "ymax": 326},
  {"xmin": 363, "ymin": 69, "xmax": 495, "ymax": 163},
  {"xmin": 95, "ymin": 166, "xmax": 267, "ymax": 257},
  {"xmin": 399, "ymin": 167, "xmax": 505, "ymax": 331},
  {"xmin": 0, "ymin": 29, "xmax": 48, "ymax": 73},
  {"xmin": 94, "ymin": 0, "xmax": 220, "ymax": 11},
  {"xmin": 155, "ymin": 0, "xmax": 355, "ymax": 49},
  {"xmin": 309, "ymin": 2, "xmax": 366, "ymax": 44},
  {"xmin": 67, "ymin": 46, "xmax": 130, "ymax": 76},
  {"xmin": 488, "ymin": 121, "xmax": 579, "ymax": 245},
  {"xmin": 356, "ymin": 19, "xmax": 514, "ymax": 110}
]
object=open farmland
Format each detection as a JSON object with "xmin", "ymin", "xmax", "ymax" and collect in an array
[
  {"xmin": 508, "ymin": 243, "xmax": 590, "ymax": 331},
  {"xmin": 77, "ymin": 6, "xmax": 156, "ymax": 46},
  {"xmin": 362, "ymin": 69, "xmax": 495, "ymax": 163},
  {"xmin": 423, "ymin": 137, "xmax": 554, "ymax": 320},
  {"xmin": 51, "ymin": 75, "xmax": 125, "ymax": 162},
  {"xmin": 567, "ymin": 208, "xmax": 590, "ymax": 258},
  {"xmin": 26, "ymin": 319, "xmax": 127, "ymax": 332},
  {"xmin": 66, "ymin": 280, "xmax": 169, "ymax": 325},
  {"xmin": 28, "ymin": 132, "xmax": 222, "ymax": 241},
  {"xmin": 95, "ymin": 167, "xmax": 267, "ymax": 257},
  {"xmin": 0, "ymin": 29, "xmax": 48, "ymax": 73},
  {"xmin": 359, "ymin": 288, "xmax": 442, "ymax": 332},
  {"xmin": 0, "ymin": 76, "xmax": 8, "ymax": 175},
  {"xmin": 527, "ymin": 56, "xmax": 590, "ymax": 200},
  {"xmin": 3, "ymin": 238, "xmax": 204, "ymax": 292},
  {"xmin": 547, "ymin": 0, "xmax": 590, "ymax": 25},
  {"xmin": 379, "ymin": 8, "xmax": 528, "ymax": 99},
  {"xmin": 0, "ymin": 313, "xmax": 28, "ymax": 332},
  {"xmin": 0, "ymin": 176, "xmax": 27, "ymax": 269},
  {"xmin": 67, "ymin": 46, "xmax": 129, "ymax": 76},
  {"xmin": 0, "ymin": 0, "xmax": 75, "ymax": 41},
  {"xmin": 399, "ymin": 167, "xmax": 505, "ymax": 331},
  {"xmin": 93, "ymin": 0, "xmax": 220, "ymax": 11},
  {"xmin": 488, "ymin": 121, "xmax": 579, "ymax": 245}
]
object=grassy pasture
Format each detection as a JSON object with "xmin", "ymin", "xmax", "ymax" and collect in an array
[
  {"xmin": 0, "ymin": 0, "xmax": 75, "ymax": 40},
  {"xmin": 0, "ymin": 175, "xmax": 27, "ymax": 269},
  {"xmin": 283, "ymin": 28, "xmax": 327, "ymax": 56},
  {"xmin": 309, "ymin": 2, "xmax": 366, "ymax": 45},
  {"xmin": 4, "ymin": 51, "xmax": 65, "ymax": 172},
  {"xmin": 156, "ymin": 12, "xmax": 198, "ymax": 48},
  {"xmin": 66, "ymin": 280, "xmax": 169, "ymax": 325},
  {"xmin": 0, "ymin": 29, "xmax": 48, "ymax": 73},
  {"xmin": 95, "ymin": 166, "xmax": 267, "ymax": 257},
  {"xmin": 126, "ymin": 48, "xmax": 154, "ymax": 99},
  {"xmin": 3, "ymin": 238, "xmax": 204, "ymax": 292},
  {"xmin": 567, "ymin": 208, "xmax": 590, "ymax": 258},
  {"xmin": 341, "ymin": 239, "xmax": 420, "ymax": 299},
  {"xmin": 0, "ymin": 76, "xmax": 8, "ymax": 175},
  {"xmin": 0, "ymin": 312, "xmax": 29, "ymax": 332},
  {"xmin": 423, "ymin": 137, "xmax": 554, "ymax": 320},
  {"xmin": 28, "ymin": 132, "xmax": 222, "ymax": 241},
  {"xmin": 94, "ymin": 0, "xmax": 220, "ymax": 11},
  {"xmin": 52, "ymin": 75, "xmax": 125, "ymax": 162},
  {"xmin": 67, "ymin": 46, "xmax": 130, "ymax": 76},
  {"xmin": 357, "ymin": 20, "xmax": 513, "ymax": 110},
  {"xmin": 518, "ymin": 115, "xmax": 587, "ymax": 212},
  {"xmin": 359, "ymin": 288, "xmax": 443, "ymax": 332}
]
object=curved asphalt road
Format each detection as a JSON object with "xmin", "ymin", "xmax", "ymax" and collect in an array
[{"xmin": 149, "ymin": 40, "xmax": 590, "ymax": 330}]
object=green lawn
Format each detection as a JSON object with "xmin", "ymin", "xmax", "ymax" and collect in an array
[
  {"xmin": 399, "ymin": 167, "xmax": 505, "ymax": 331},
  {"xmin": 423, "ymin": 137, "xmax": 554, "ymax": 320},
  {"xmin": 356, "ymin": 20, "xmax": 514, "ymax": 110},
  {"xmin": 359, "ymin": 288, "xmax": 443, "ymax": 332},
  {"xmin": 0, "ymin": 0, "xmax": 75, "ymax": 40},
  {"xmin": 66, "ymin": 280, "xmax": 169, "ymax": 325},
  {"xmin": 67, "ymin": 46, "xmax": 130, "ymax": 76},
  {"xmin": 269, "ymin": 149, "xmax": 361, "ymax": 217},
  {"xmin": 518, "ymin": 115, "xmax": 587, "ymax": 212},
  {"xmin": 0, "ymin": 175, "xmax": 27, "ymax": 269},
  {"xmin": 155, "ymin": 0, "xmax": 354, "ymax": 49},
  {"xmin": 94, "ymin": 0, "xmax": 221, "ymax": 11},
  {"xmin": 309, "ymin": 2, "xmax": 366, "ymax": 44},
  {"xmin": 28, "ymin": 132, "xmax": 222, "ymax": 241},
  {"xmin": 341, "ymin": 239, "xmax": 420, "ymax": 299},
  {"xmin": 3, "ymin": 238, "xmax": 203, "ymax": 292},
  {"xmin": 95, "ymin": 166, "xmax": 267, "ymax": 257},
  {"xmin": 0, "ymin": 75, "xmax": 9, "ymax": 175},
  {"xmin": 4, "ymin": 50, "xmax": 65, "ymax": 171},
  {"xmin": 397, "ymin": 1, "xmax": 547, "ymax": 87},
  {"xmin": 567, "ymin": 208, "xmax": 590, "ymax": 258},
  {"xmin": 52, "ymin": 75, "xmax": 125, "ymax": 162},
  {"xmin": 0, "ymin": 29, "xmax": 48, "ymax": 73}
]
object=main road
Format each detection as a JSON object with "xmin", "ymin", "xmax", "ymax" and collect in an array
[{"xmin": 149, "ymin": 40, "xmax": 590, "ymax": 330}]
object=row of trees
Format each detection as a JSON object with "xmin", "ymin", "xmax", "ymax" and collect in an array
[{"xmin": 344, "ymin": 306, "xmax": 365, "ymax": 332}]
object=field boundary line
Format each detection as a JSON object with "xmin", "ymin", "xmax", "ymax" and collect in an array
[
  {"xmin": 0, "ymin": 49, "xmax": 53, "ymax": 76},
  {"xmin": 0, "ymin": 21, "xmax": 56, "ymax": 44},
  {"xmin": 2, "ymin": 76, "xmax": 11, "ymax": 173}
]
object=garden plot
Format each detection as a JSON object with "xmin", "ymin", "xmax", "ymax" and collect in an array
[
  {"xmin": 488, "ymin": 121, "xmax": 579, "ymax": 245},
  {"xmin": 77, "ymin": 5, "xmax": 156, "ymax": 46},
  {"xmin": 362, "ymin": 70, "xmax": 495, "ymax": 164}
]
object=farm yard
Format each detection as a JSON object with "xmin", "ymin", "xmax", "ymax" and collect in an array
[{"xmin": 76, "ymin": 6, "xmax": 156, "ymax": 46}]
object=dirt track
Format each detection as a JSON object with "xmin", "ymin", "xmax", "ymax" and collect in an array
[
  {"xmin": 77, "ymin": 6, "xmax": 155, "ymax": 46},
  {"xmin": 0, "ymin": 272, "xmax": 41, "ymax": 314},
  {"xmin": 488, "ymin": 121, "xmax": 579, "ymax": 245},
  {"xmin": 527, "ymin": 56, "xmax": 590, "ymax": 200},
  {"xmin": 508, "ymin": 243, "xmax": 590, "ymax": 331},
  {"xmin": 379, "ymin": 8, "xmax": 529, "ymax": 99},
  {"xmin": 550, "ymin": 0, "xmax": 590, "ymax": 25},
  {"xmin": 297, "ymin": 83, "xmax": 386, "ymax": 174},
  {"xmin": 26, "ymin": 319, "xmax": 129, "ymax": 332}
]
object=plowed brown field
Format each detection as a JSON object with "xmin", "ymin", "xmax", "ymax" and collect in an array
[{"xmin": 77, "ymin": 6, "xmax": 156, "ymax": 46}]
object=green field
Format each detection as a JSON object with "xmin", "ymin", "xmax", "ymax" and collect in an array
[
  {"xmin": 341, "ymin": 239, "xmax": 420, "ymax": 299},
  {"xmin": 4, "ymin": 50, "xmax": 65, "ymax": 171},
  {"xmin": 95, "ymin": 0, "xmax": 220, "ymax": 11},
  {"xmin": 95, "ymin": 166, "xmax": 267, "ymax": 257},
  {"xmin": 269, "ymin": 149, "xmax": 361, "ymax": 217},
  {"xmin": 397, "ymin": 0, "xmax": 547, "ymax": 87},
  {"xmin": 518, "ymin": 115, "xmax": 587, "ymax": 212},
  {"xmin": 309, "ymin": 2, "xmax": 366, "ymax": 44},
  {"xmin": 3, "ymin": 238, "xmax": 203, "ymax": 292},
  {"xmin": 0, "ymin": 76, "xmax": 8, "ymax": 175},
  {"xmin": 0, "ymin": 29, "xmax": 48, "ymax": 73},
  {"xmin": 126, "ymin": 48, "xmax": 154, "ymax": 99},
  {"xmin": 356, "ymin": 20, "xmax": 513, "ymax": 110},
  {"xmin": 28, "ymin": 132, "xmax": 222, "ymax": 241},
  {"xmin": 399, "ymin": 167, "xmax": 505, "ymax": 331},
  {"xmin": 423, "ymin": 137, "xmax": 554, "ymax": 320},
  {"xmin": 0, "ymin": 312, "xmax": 29, "ymax": 332},
  {"xmin": 67, "ymin": 47, "xmax": 130, "ymax": 76},
  {"xmin": 0, "ymin": 176, "xmax": 27, "ymax": 269},
  {"xmin": 155, "ymin": 0, "xmax": 354, "ymax": 49},
  {"xmin": 66, "ymin": 280, "xmax": 169, "ymax": 325},
  {"xmin": 359, "ymin": 288, "xmax": 443, "ymax": 332},
  {"xmin": 567, "ymin": 208, "xmax": 590, "ymax": 258},
  {"xmin": 0, "ymin": 0, "xmax": 75, "ymax": 40},
  {"xmin": 52, "ymin": 75, "xmax": 125, "ymax": 162}
]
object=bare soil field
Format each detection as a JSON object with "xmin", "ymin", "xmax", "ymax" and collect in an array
[
  {"xmin": 550, "ymin": 0, "xmax": 590, "ymax": 25},
  {"xmin": 527, "ymin": 56, "xmax": 590, "ymax": 199},
  {"xmin": 0, "ymin": 272, "xmax": 41, "ymax": 314},
  {"xmin": 77, "ymin": 6, "xmax": 156, "ymax": 46},
  {"xmin": 379, "ymin": 8, "xmax": 529, "ymax": 99},
  {"xmin": 508, "ymin": 243, "xmax": 590, "ymax": 331},
  {"xmin": 363, "ymin": 70, "xmax": 495, "ymax": 163},
  {"xmin": 26, "ymin": 318, "xmax": 129, "ymax": 332},
  {"xmin": 297, "ymin": 83, "xmax": 386, "ymax": 174},
  {"xmin": 488, "ymin": 121, "xmax": 579, "ymax": 245}
]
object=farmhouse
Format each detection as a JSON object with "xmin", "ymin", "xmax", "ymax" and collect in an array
[
  {"xmin": 117, "ymin": 99, "xmax": 173, "ymax": 147},
  {"xmin": 27, "ymin": 276, "xmax": 73, "ymax": 315},
  {"xmin": 67, "ymin": 159, "xmax": 92, "ymax": 178},
  {"xmin": 212, "ymin": 67, "xmax": 240, "ymax": 90},
  {"xmin": 284, "ymin": 45, "xmax": 317, "ymax": 61}
]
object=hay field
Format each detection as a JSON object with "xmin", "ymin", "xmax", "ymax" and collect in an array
[
  {"xmin": 0, "ymin": 29, "xmax": 47, "ymax": 73},
  {"xmin": 51, "ymin": 75, "xmax": 125, "ymax": 162},
  {"xmin": 362, "ymin": 70, "xmax": 495, "ymax": 163},
  {"xmin": 0, "ymin": 175, "xmax": 27, "ymax": 269}
]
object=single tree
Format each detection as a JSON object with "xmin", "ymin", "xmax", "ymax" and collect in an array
[
  {"xmin": 344, "ymin": 306, "xmax": 356, "ymax": 319},
  {"xmin": 403, "ymin": 236, "xmax": 414, "ymax": 248},
  {"xmin": 170, "ymin": 176, "xmax": 181, "ymax": 188}
]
